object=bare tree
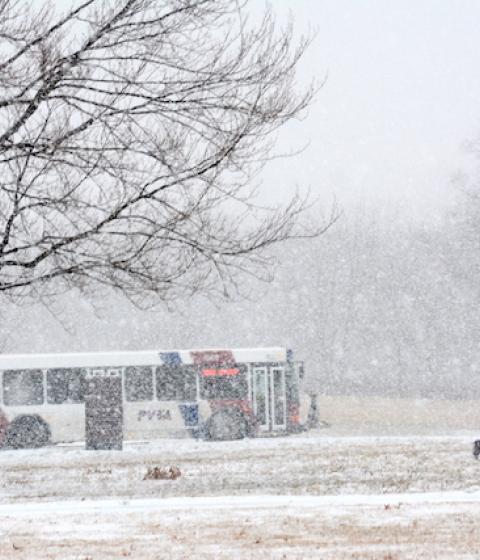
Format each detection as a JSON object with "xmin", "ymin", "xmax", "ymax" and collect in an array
[{"xmin": 0, "ymin": 0, "xmax": 323, "ymax": 306}]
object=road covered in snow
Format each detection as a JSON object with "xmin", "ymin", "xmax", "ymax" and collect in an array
[{"xmin": 1, "ymin": 433, "xmax": 480, "ymax": 558}]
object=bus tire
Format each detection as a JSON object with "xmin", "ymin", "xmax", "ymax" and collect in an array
[
  {"xmin": 5, "ymin": 415, "xmax": 51, "ymax": 449},
  {"xmin": 205, "ymin": 408, "xmax": 248, "ymax": 441}
]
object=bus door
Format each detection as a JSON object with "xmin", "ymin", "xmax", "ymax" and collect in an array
[{"xmin": 251, "ymin": 365, "xmax": 287, "ymax": 433}]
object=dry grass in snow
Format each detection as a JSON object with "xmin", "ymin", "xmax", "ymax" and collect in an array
[{"xmin": 1, "ymin": 432, "xmax": 480, "ymax": 558}]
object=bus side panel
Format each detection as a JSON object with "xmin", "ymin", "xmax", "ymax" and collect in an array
[
  {"xmin": 1, "ymin": 368, "xmax": 86, "ymax": 444},
  {"xmin": 44, "ymin": 404, "xmax": 85, "ymax": 443},
  {"xmin": 2, "ymin": 404, "xmax": 85, "ymax": 444},
  {"xmin": 123, "ymin": 401, "xmax": 193, "ymax": 440}
]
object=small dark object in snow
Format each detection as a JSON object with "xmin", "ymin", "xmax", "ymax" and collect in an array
[
  {"xmin": 143, "ymin": 466, "xmax": 181, "ymax": 480},
  {"xmin": 473, "ymin": 440, "xmax": 480, "ymax": 459},
  {"xmin": 384, "ymin": 502, "xmax": 402, "ymax": 511}
]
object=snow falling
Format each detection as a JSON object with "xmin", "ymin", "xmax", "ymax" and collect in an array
[{"xmin": 1, "ymin": 1, "xmax": 480, "ymax": 558}]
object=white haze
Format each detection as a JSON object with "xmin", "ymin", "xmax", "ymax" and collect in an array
[
  {"xmin": 4, "ymin": 0, "xmax": 480, "ymax": 401},
  {"xmin": 262, "ymin": 0, "xmax": 480, "ymax": 218},
  {"xmin": 37, "ymin": 0, "xmax": 480, "ymax": 214}
]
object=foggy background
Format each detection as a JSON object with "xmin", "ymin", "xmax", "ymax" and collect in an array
[{"xmin": 4, "ymin": 0, "xmax": 480, "ymax": 400}]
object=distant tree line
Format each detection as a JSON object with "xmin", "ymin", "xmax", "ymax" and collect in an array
[{"xmin": 4, "ymin": 190, "xmax": 480, "ymax": 401}]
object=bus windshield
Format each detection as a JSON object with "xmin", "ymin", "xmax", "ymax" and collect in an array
[{"xmin": 200, "ymin": 366, "xmax": 248, "ymax": 400}]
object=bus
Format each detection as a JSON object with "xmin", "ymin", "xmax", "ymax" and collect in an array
[{"xmin": 0, "ymin": 347, "xmax": 308, "ymax": 448}]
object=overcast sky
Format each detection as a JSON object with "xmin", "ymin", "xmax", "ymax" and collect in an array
[
  {"xmin": 257, "ymin": 0, "xmax": 480, "ymax": 220},
  {"xmin": 39, "ymin": 0, "xmax": 480, "ymax": 220}
]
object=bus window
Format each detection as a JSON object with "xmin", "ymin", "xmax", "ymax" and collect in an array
[
  {"xmin": 46, "ymin": 369, "xmax": 85, "ymax": 404},
  {"xmin": 200, "ymin": 366, "xmax": 248, "ymax": 400},
  {"xmin": 125, "ymin": 366, "xmax": 154, "ymax": 402},
  {"xmin": 3, "ymin": 370, "xmax": 44, "ymax": 406},
  {"xmin": 155, "ymin": 366, "xmax": 196, "ymax": 401}
]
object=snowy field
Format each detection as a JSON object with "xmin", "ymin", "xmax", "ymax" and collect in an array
[{"xmin": 1, "ymin": 431, "xmax": 480, "ymax": 559}]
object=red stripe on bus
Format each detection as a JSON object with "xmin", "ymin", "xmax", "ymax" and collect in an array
[{"xmin": 191, "ymin": 350, "xmax": 235, "ymax": 366}]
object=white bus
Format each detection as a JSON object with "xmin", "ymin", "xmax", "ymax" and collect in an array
[{"xmin": 0, "ymin": 347, "xmax": 307, "ymax": 448}]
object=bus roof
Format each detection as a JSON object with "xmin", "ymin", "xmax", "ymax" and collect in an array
[{"xmin": 0, "ymin": 347, "xmax": 289, "ymax": 370}]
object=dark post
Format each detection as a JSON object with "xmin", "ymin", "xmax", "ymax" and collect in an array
[{"xmin": 84, "ymin": 368, "xmax": 123, "ymax": 450}]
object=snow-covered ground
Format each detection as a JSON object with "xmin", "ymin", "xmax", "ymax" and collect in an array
[{"xmin": 1, "ymin": 432, "xmax": 480, "ymax": 558}]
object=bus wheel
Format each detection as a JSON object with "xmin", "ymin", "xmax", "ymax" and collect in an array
[
  {"xmin": 206, "ymin": 408, "xmax": 248, "ymax": 441},
  {"xmin": 5, "ymin": 415, "xmax": 51, "ymax": 449}
]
